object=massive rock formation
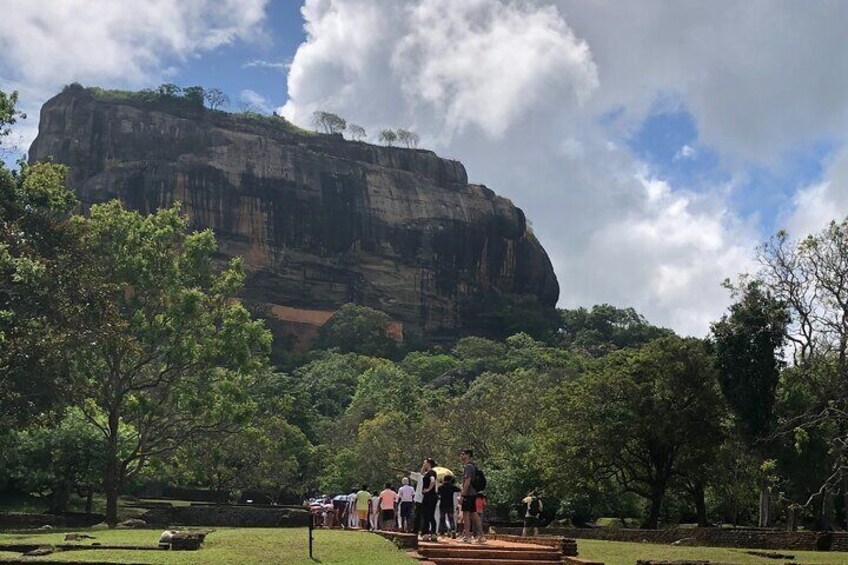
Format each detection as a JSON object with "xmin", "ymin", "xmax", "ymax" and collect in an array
[{"xmin": 29, "ymin": 85, "xmax": 559, "ymax": 352}]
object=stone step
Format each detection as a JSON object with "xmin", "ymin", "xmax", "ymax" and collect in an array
[
  {"xmin": 422, "ymin": 547, "xmax": 562, "ymax": 561},
  {"xmin": 419, "ymin": 542, "xmax": 559, "ymax": 552},
  {"xmin": 424, "ymin": 558, "xmax": 564, "ymax": 565}
]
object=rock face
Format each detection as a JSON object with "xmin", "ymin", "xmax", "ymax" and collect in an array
[{"xmin": 30, "ymin": 85, "xmax": 559, "ymax": 350}]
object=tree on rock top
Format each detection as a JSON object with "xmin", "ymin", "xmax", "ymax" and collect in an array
[{"xmin": 311, "ymin": 110, "xmax": 346, "ymax": 134}]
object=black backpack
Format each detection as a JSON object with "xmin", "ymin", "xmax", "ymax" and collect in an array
[
  {"xmin": 528, "ymin": 496, "xmax": 541, "ymax": 516},
  {"xmin": 472, "ymin": 467, "xmax": 487, "ymax": 492}
]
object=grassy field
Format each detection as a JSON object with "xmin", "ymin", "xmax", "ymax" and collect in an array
[
  {"xmin": 578, "ymin": 538, "xmax": 848, "ymax": 565},
  {"xmin": 0, "ymin": 528, "xmax": 416, "ymax": 564},
  {"xmin": 3, "ymin": 529, "xmax": 848, "ymax": 564}
]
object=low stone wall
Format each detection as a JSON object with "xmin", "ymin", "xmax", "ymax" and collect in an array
[
  {"xmin": 492, "ymin": 526, "xmax": 848, "ymax": 552},
  {"xmin": 141, "ymin": 505, "xmax": 309, "ymax": 527},
  {"xmin": 487, "ymin": 533, "xmax": 578, "ymax": 556},
  {"xmin": 564, "ymin": 558, "xmax": 604, "ymax": 565},
  {"xmin": 0, "ymin": 512, "xmax": 104, "ymax": 530},
  {"xmin": 372, "ymin": 530, "xmax": 418, "ymax": 550},
  {"xmin": 636, "ymin": 561, "xmax": 710, "ymax": 565}
]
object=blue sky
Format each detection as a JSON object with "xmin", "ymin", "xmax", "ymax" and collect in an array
[
  {"xmin": 172, "ymin": 2, "xmax": 303, "ymax": 112},
  {"xmin": 3, "ymin": 0, "xmax": 848, "ymax": 336}
]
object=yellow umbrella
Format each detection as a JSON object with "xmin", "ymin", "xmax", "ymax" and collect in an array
[{"xmin": 433, "ymin": 466, "xmax": 454, "ymax": 482}]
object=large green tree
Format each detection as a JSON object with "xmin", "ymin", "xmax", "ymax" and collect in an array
[
  {"xmin": 557, "ymin": 304, "xmax": 672, "ymax": 357},
  {"xmin": 712, "ymin": 280, "xmax": 788, "ymax": 526},
  {"xmin": 317, "ymin": 303, "xmax": 397, "ymax": 357},
  {"xmin": 1, "ymin": 90, "xmax": 86, "ymax": 425},
  {"xmin": 1, "ymin": 409, "xmax": 104, "ymax": 513},
  {"xmin": 71, "ymin": 201, "xmax": 271, "ymax": 525},
  {"xmin": 540, "ymin": 336, "xmax": 724, "ymax": 528}
]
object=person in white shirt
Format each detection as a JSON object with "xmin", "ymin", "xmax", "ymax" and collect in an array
[
  {"xmin": 407, "ymin": 469, "xmax": 425, "ymax": 533},
  {"xmin": 347, "ymin": 489, "xmax": 358, "ymax": 528},
  {"xmin": 397, "ymin": 477, "xmax": 416, "ymax": 532},
  {"xmin": 370, "ymin": 492, "xmax": 381, "ymax": 530}
]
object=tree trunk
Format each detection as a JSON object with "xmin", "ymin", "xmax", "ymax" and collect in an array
[
  {"xmin": 758, "ymin": 487, "xmax": 771, "ymax": 528},
  {"xmin": 731, "ymin": 493, "xmax": 739, "ymax": 527},
  {"xmin": 787, "ymin": 505, "xmax": 798, "ymax": 531},
  {"xmin": 693, "ymin": 482, "xmax": 708, "ymax": 527},
  {"xmin": 842, "ymin": 475, "xmax": 848, "ymax": 530},
  {"xmin": 104, "ymin": 410, "xmax": 121, "ymax": 527},
  {"xmin": 104, "ymin": 458, "xmax": 120, "ymax": 526},
  {"xmin": 821, "ymin": 491, "xmax": 834, "ymax": 531},
  {"xmin": 85, "ymin": 487, "xmax": 94, "ymax": 515},
  {"xmin": 642, "ymin": 485, "xmax": 664, "ymax": 529},
  {"xmin": 49, "ymin": 481, "xmax": 71, "ymax": 514}
]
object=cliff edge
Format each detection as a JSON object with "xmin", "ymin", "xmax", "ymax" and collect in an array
[{"xmin": 29, "ymin": 84, "xmax": 559, "ymax": 352}]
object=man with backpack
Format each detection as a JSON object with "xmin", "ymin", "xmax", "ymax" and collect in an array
[
  {"xmin": 458, "ymin": 449, "xmax": 486, "ymax": 544},
  {"xmin": 522, "ymin": 490, "xmax": 543, "ymax": 537}
]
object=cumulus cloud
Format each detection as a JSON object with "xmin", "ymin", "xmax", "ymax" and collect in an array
[
  {"xmin": 0, "ymin": 0, "xmax": 269, "ymax": 149},
  {"xmin": 281, "ymin": 0, "xmax": 598, "ymax": 139},
  {"xmin": 282, "ymin": 0, "xmax": 763, "ymax": 336},
  {"xmin": 0, "ymin": 0, "xmax": 268, "ymax": 85},
  {"xmin": 558, "ymin": 1, "xmax": 848, "ymax": 164},
  {"xmin": 785, "ymin": 147, "xmax": 848, "ymax": 238}
]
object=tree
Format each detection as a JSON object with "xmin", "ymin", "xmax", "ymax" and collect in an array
[
  {"xmin": 712, "ymin": 280, "xmax": 788, "ymax": 527},
  {"xmin": 316, "ymin": 303, "xmax": 397, "ymax": 357},
  {"xmin": 182, "ymin": 86, "xmax": 205, "ymax": 107},
  {"xmin": 347, "ymin": 123, "xmax": 367, "ymax": 141},
  {"xmin": 379, "ymin": 129, "xmax": 397, "ymax": 146},
  {"xmin": 292, "ymin": 351, "xmax": 382, "ymax": 421},
  {"xmin": 540, "ymin": 336, "xmax": 724, "ymax": 528},
  {"xmin": 1, "ymin": 91, "xmax": 85, "ymax": 425},
  {"xmin": 712, "ymin": 281, "xmax": 788, "ymax": 439},
  {"xmin": 157, "ymin": 83, "xmax": 181, "ymax": 97},
  {"xmin": 167, "ymin": 372, "xmax": 319, "ymax": 503},
  {"xmin": 71, "ymin": 201, "xmax": 271, "ymax": 525},
  {"xmin": 311, "ymin": 111, "xmax": 346, "ymax": 134},
  {"xmin": 4, "ymin": 409, "xmax": 105, "ymax": 513},
  {"xmin": 397, "ymin": 129, "xmax": 420, "ymax": 148},
  {"xmin": 558, "ymin": 304, "xmax": 673, "ymax": 357},
  {"xmin": 754, "ymin": 219, "xmax": 848, "ymax": 527},
  {"xmin": 204, "ymin": 88, "xmax": 229, "ymax": 110},
  {"xmin": 0, "ymin": 90, "xmax": 25, "ymax": 141}
]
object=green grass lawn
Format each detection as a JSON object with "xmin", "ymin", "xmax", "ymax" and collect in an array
[
  {"xmin": 578, "ymin": 538, "xmax": 848, "ymax": 565},
  {"xmin": 0, "ymin": 528, "xmax": 416, "ymax": 564}
]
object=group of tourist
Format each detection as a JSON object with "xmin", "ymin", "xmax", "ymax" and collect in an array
[{"xmin": 308, "ymin": 449, "xmax": 488, "ymax": 543}]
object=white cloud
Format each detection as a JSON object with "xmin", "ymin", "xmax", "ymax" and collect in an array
[
  {"xmin": 239, "ymin": 89, "xmax": 273, "ymax": 113},
  {"xmin": 557, "ymin": 1, "xmax": 848, "ymax": 164},
  {"xmin": 785, "ymin": 147, "xmax": 848, "ymax": 237},
  {"xmin": 674, "ymin": 144, "xmax": 695, "ymax": 161},
  {"xmin": 281, "ymin": 0, "xmax": 762, "ymax": 336},
  {"xmin": 243, "ymin": 59, "xmax": 289, "ymax": 72},
  {"xmin": 280, "ymin": 0, "xmax": 598, "ymax": 139},
  {"xmin": 0, "ymin": 0, "xmax": 270, "ymax": 150}
]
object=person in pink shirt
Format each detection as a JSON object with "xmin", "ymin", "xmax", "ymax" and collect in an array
[{"xmin": 378, "ymin": 483, "xmax": 399, "ymax": 531}]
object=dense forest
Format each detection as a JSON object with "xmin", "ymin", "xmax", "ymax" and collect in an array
[{"xmin": 3, "ymin": 88, "xmax": 848, "ymax": 531}]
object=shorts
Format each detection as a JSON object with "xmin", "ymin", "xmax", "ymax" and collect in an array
[
  {"xmin": 460, "ymin": 495, "xmax": 477, "ymax": 513},
  {"xmin": 382, "ymin": 509, "xmax": 395, "ymax": 521},
  {"xmin": 524, "ymin": 515, "xmax": 540, "ymax": 528},
  {"xmin": 400, "ymin": 501, "xmax": 414, "ymax": 519},
  {"xmin": 358, "ymin": 509, "xmax": 368, "ymax": 520}
]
